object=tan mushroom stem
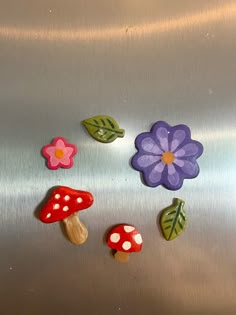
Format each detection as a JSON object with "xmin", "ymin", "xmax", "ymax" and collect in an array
[
  {"xmin": 114, "ymin": 251, "xmax": 130, "ymax": 263},
  {"xmin": 63, "ymin": 213, "xmax": 88, "ymax": 245}
]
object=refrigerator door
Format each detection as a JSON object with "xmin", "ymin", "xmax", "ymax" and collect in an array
[{"xmin": 0, "ymin": 1, "xmax": 236, "ymax": 314}]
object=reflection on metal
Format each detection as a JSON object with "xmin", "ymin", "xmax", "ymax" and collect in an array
[
  {"xmin": 0, "ymin": 3, "xmax": 236, "ymax": 41},
  {"xmin": 1, "ymin": 0, "xmax": 236, "ymax": 314}
]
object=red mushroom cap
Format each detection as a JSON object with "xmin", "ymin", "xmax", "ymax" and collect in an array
[
  {"xmin": 107, "ymin": 224, "xmax": 143, "ymax": 253},
  {"xmin": 39, "ymin": 186, "xmax": 94, "ymax": 223}
]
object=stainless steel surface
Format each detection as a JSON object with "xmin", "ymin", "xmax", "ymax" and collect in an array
[{"xmin": 0, "ymin": 1, "xmax": 236, "ymax": 314}]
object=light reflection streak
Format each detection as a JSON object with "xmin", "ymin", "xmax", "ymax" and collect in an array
[
  {"xmin": 0, "ymin": 4, "xmax": 235, "ymax": 41},
  {"xmin": 194, "ymin": 129, "xmax": 236, "ymax": 142}
]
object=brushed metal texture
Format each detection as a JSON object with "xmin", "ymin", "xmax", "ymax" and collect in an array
[{"xmin": 0, "ymin": 1, "xmax": 236, "ymax": 314}]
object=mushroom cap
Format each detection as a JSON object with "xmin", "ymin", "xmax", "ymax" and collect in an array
[
  {"xmin": 39, "ymin": 186, "xmax": 94, "ymax": 223},
  {"xmin": 107, "ymin": 224, "xmax": 143, "ymax": 253}
]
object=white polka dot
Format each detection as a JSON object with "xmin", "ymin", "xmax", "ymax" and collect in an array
[
  {"xmin": 77, "ymin": 197, "xmax": 83, "ymax": 203},
  {"xmin": 124, "ymin": 226, "xmax": 135, "ymax": 233},
  {"xmin": 63, "ymin": 206, "xmax": 69, "ymax": 211},
  {"xmin": 53, "ymin": 204, "xmax": 60, "ymax": 210},
  {"xmin": 134, "ymin": 234, "xmax": 142, "ymax": 244},
  {"xmin": 55, "ymin": 194, "xmax": 60, "ymax": 199},
  {"xmin": 110, "ymin": 233, "xmax": 120, "ymax": 243},
  {"xmin": 46, "ymin": 213, "xmax": 51, "ymax": 218},
  {"xmin": 122, "ymin": 241, "xmax": 131, "ymax": 250},
  {"xmin": 64, "ymin": 195, "xmax": 70, "ymax": 201}
]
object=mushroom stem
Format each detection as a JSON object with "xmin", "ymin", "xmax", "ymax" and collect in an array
[
  {"xmin": 63, "ymin": 213, "xmax": 88, "ymax": 245},
  {"xmin": 114, "ymin": 251, "xmax": 130, "ymax": 263}
]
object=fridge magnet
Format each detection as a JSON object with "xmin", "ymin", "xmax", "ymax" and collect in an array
[
  {"xmin": 131, "ymin": 121, "xmax": 203, "ymax": 190},
  {"xmin": 160, "ymin": 198, "xmax": 186, "ymax": 241},
  {"xmin": 42, "ymin": 136, "xmax": 77, "ymax": 170},
  {"xmin": 107, "ymin": 224, "xmax": 142, "ymax": 263},
  {"xmin": 39, "ymin": 186, "xmax": 94, "ymax": 245},
  {"xmin": 82, "ymin": 115, "xmax": 125, "ymax": 143}
]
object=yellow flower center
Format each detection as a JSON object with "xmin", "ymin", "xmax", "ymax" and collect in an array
[
  {"xmin": 55, "ymin": 149, "xmax": 64, "ymax": 159},
  {"xmin": 162, "ymin": 151, "xmax": 175, "ymax": 165}
]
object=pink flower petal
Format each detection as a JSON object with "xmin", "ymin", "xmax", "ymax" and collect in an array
[
  {"xmin": 44, "ymin": 146, "xmax": 56, "ymax": 157},
  {"xmin": 63, "ymin": 147, "xmax": 74, "ymax": 157},
  {"xmin": 42, "ymin": 137, "xmax": 77, "ymax": 170},
  {"xmin": 49, "ymin": 156, "xmax": 61, "ymax": 168},
  {"xmin": 54, "ymin": 138, "xmax": 66, "ymax": 149},
  {"xmin": 59, "ymin": 155, "xmax": 73, "ymax": 167},
  {"xmin": 56, "ymin": 147, "xmax": 74, "ymax": 166}
]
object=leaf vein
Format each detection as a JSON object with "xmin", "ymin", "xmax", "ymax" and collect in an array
[
  {"xmin": 178, "ymin": 220, "xmax": 183, "ymax": 230},
  {"xmin": 107, "ymin": 119, "xmax": 115, "ymax": 128},
  {"xmin": 83, "ymin": 121, "xmax": 124, "ymax": 135},
  {"xmin": 168, "ymin": 201, "xmax": 185, "ymax": 240},
  {"xmin": 164, "ymin": 218, "xmax": 174, "ymax": 223}
]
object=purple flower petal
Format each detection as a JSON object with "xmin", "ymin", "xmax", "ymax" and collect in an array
[
  {"xmin": 132, "ymin": 121, "xmax": 203, "ymax": 190},
  {"xmin": 167, "ymin": 164, "xmax": 176, "ymax": 175},
  {"xmin": 173, "ymin": 159, "xmax": 184, "ymax": 167},
  {"xmin": 141, "ymin": 137, "xmax": 163, "ymax": 155},
  {"xmin": 181, "ymin": 160, "xmax": 199, "ymax": 176},
  {"xmin": 175, "ymin": 143, "xmax": 199, "ymax": 157},
  {"xmin": 137, "ymin": 155, "xmax": 160, "ymax": 168},
  {"xmin": 155, "ymin": 161, "xmax": 165, "ymax": 172},
  {"xmin": 170, "ymin": 129, "xmax": 186, "ymax": 152},
  {"xmin": 149, "ymin": 162, "xmax": 165, "ymax": 184},
  {"xmin": 156, "ymin": 127, "xmax": 169, "ymax": 151},
  {"xmin": 167, "ymin": 171, "xmax": 180, "ymax": 186}
]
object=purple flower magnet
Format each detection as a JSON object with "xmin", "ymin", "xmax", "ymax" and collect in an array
[{"xmin": 131, "ymin": 121, "xmax": 203, "ymax": 190}]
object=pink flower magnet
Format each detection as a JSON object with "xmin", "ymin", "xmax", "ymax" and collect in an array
[{"xmin": 42, "ymin": 137, "xmax": 77, "ymax": 170}]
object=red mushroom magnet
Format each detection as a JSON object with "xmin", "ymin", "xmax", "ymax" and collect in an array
[
  {"xmin": 107, "ymin": 224, "xmax": 143, "ymax": 263},
  {"xmin": 39, "ymin": 186, "xmax": 94, "ymax": 245}
]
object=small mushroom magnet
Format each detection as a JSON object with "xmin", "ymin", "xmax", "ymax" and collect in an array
[
  {"xmin": 82, "ymin": 115, "xmax": 125, "ymax": 143},
  {"xmin": 160, "ymin": 198, "xmax": 186, "ymax": 241},
  {"xmin": 107, "ymin": 224, "xmax": 143, "ymax": 263},
  {"xmin": 42, "ymin": 137, "xmax": 77, "ymax": 170},
  {"xmin": 39, "ymin": 186, "xmax": 94, "ymax": 245}
]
